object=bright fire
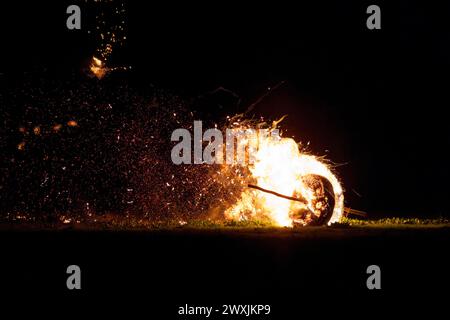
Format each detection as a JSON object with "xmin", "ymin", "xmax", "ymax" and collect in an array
[{"xmin": 224, "ymin": 126, "xmax": 344, "ymax": 227}]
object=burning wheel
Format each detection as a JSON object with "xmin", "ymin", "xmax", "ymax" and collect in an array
[
  {"xmin": 225, "ymin": 134, "xmax": 344, "ymax": 227},
  {"xmin": 247, "ymin": 173, "xmax": 339, "ymax": 227},
  {"xmin": 291, "ymin": 174, "xmax": 336, "ymax": 226}
]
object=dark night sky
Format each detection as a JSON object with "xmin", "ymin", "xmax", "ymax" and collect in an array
[{"xmin": 1, "ymin": 0, "xmax": 450, "ymax": 217}]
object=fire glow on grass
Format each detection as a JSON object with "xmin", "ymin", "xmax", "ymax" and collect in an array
[{"xmin": 223, "ymin": 121, "xmax": 344, "ymax": 227}]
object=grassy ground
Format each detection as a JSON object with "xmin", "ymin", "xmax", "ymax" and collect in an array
[
  {"xmin": 339, "ymin": 217, "xmax": 450, "ymax": 228},
  {"xmin": 2, "ymin": 213, "xmax": 450, "ymax": 231}
]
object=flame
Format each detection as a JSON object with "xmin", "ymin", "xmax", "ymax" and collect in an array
[{"xmin": 224, "ymin": 126, "xmax": 344, "ymax": 227}]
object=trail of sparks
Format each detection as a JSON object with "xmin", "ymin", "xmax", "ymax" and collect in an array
[{"xmin": 87, "ymin": 0, "xmax": 130, "ymax": 79}]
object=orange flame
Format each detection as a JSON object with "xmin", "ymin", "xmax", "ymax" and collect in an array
[{"xmin": 224, "ymin": 127, "xmax": 344, "ymax": 227}]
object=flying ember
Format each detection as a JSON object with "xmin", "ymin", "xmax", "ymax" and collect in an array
[{"xmin": 90, "ymin": 56, "xmax": 108, "ymax": 79}]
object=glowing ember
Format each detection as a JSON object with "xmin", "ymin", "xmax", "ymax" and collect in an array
[
  {"xmin": 67, "ymin": 120, "xmax": 78, "ymax": 127},
  {"xmin": 90, "ymin": 56, "xmax": 108, "ymax": 79},
  {"xmin": 224, "ymin": 124, "xmax": 344, "ymax": 227},
  {"xmin": 89, "ymin": 55, "xmax": 131, "ymax": 79}
]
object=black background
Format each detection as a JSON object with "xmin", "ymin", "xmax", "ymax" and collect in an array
[
  {"xmin": 1, "ymin": 0, "xmax": 449, "ymax": 216},
  {"xmin": 2, "ymin": 229, "xmax": 450, "ymax": 318},
  {"xmin": 1, "ymin": 1, "xmax": 450, "ymax": 318}
]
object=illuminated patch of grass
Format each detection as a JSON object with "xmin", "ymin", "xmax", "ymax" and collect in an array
[
  {"xmin": 338, "ymin": 217, "xmax": 450, "ymax": 227},
  {"xmin": 73, "ymin": 216, "xmax": 278, "ymax": 230},
  {"xmin": 2, "ymin": 212, "xmax": 450, "ymax": 231},
  {"xmin": 185, "ymin": 219, "xmax": 277, "ymax": 229}
]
